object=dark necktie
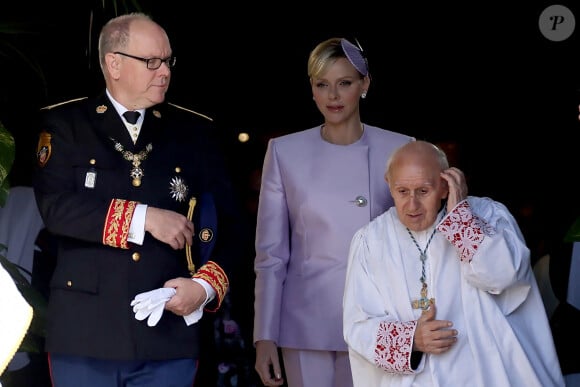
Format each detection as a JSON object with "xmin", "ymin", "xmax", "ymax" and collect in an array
[{"xmin": 123, "ymin": 111, "xmax": 141, "ymax": 125}]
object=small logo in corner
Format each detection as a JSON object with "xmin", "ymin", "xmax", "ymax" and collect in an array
[{"xmin": 538, "ymin": 5, "xmax": 575, "ymax": 42}]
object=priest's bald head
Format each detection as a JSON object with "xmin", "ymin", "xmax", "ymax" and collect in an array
[{"xmin": 384, "ymin": 141, "xmax": 453, "ymax": 232}]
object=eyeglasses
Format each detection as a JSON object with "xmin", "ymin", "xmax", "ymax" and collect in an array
[{"xmin": 114, "ymin": 51, "xmax": 176, "ymax": 70}]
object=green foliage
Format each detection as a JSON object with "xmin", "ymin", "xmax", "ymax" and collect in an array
[
  {"xmin": 564, "ymin": 217, "xmax": 580, "ymax": 242},
  {"xmin": 0, "ymin": 122, "xmax": 15, "ymax": 208}
]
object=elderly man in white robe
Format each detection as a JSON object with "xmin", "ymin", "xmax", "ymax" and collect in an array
[{"xmin": 342, "ymin": 140, "xmax": 564, "ymax": 387}]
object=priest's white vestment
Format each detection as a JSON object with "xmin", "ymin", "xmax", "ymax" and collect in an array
[{"xmin": 343, "ymin": 197, "xmax": 564, "ymax": 387}]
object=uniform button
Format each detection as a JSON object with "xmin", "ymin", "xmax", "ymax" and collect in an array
[
  {"xmin": 132, "ymin": 252, "xmax": 141, "ymax": 262},
  {"xmin": 66, "ymin": 280, "xmax": 72, "ymax": 287}
]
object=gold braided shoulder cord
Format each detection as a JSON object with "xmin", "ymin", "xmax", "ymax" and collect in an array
[{"xmin": 186, "ymin": 197, "xmax": 197, "ymax": 275}]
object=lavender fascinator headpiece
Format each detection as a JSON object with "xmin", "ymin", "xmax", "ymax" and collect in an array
[{"xmin": 340, "ymin": 38, "xmax": 369, "ymax": 77}]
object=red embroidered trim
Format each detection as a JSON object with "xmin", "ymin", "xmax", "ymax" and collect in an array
[
  {"xmin": 375, "ymin": 320, "xmax": 416, "ymax": 374},
  {"xmin": 194, "ymin": 261, "xmax": 229, "ymax": 312},
  {"xmin": 103, "ymin": 199, "xmax": 137, "ymax": 249},
  {"xmin": 437, "ymin": 201, "xmax": 486, "ymax": 262}
]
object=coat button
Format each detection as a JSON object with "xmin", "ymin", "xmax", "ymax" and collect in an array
[
  {"xmin": 132, "ymin": 252, "xmax": 141, "ymax": 262},
  {"xmin": 66, "ymin": 280, "xmax": 72, "ymax": 287},
  {"xmin": 351, "ymin": 195, "xmax": 368, "ymax": 207}
]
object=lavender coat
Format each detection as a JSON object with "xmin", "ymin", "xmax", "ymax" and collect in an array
[{"xmin": 254, "ymin": 124, "xmax": 414, "ymax": 351}]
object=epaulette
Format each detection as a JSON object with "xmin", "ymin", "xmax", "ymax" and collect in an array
[
  {"xmin": 40, "ymin": 97, "xmax": 88, "ymax": 111},
  {"xmin": 167, "ymin": 102, "xmax": 213, "ymax": 122}
]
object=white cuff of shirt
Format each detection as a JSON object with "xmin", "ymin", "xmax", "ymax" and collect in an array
[
  {"xmin": 128, "ymin": 204, "xmax": 147, "ymax": 245},
  {"xmin": 193, "ymin": 277, "xmax": 216, "ymax": 305},
  {"xmin": 184, "ymin": 278, "xmax": 216, "ymax": 325}
]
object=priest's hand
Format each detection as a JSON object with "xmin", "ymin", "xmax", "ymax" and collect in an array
[
  {"xmin": 413, "ymin": 303, "xmax": 458, "ymax": 354},
  {"xmin": 441, "ymin": 167, "xmax": 468, "ymax": 211}
]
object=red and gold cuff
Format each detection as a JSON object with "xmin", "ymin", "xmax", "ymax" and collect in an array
[
  {"xmin": 103, "ymin": 199, "xmax": 137, "ymax": 249},
  {"xmin": 194, "ymin": 261, "xmax": 229, "ymax": 311}
]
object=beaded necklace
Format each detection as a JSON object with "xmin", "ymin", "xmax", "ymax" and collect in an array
[{"xmin": 408, "ymin": 226, "xmax": 437, "ymax": 310}]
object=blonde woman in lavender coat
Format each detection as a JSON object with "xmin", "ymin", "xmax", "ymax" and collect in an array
[{"xmin": 253, "ymin": 37, "xmax": 414, "ymax": 387}]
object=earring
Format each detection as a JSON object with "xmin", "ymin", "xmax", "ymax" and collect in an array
[{"xmin": 361, "ymin": 92, "xmax": 367, "ymax": 99}]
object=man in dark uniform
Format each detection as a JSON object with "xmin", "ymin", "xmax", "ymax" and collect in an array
[{"xmin": 33, "ymin": 12, "xmax": 240, "ymax": 387}]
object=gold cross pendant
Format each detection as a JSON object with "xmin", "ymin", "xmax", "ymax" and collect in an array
[{"xmin": 411, "ymin": 283, "xmax": 434, "ymax": 310}]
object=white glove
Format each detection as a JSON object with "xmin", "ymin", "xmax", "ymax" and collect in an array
[
  {"xmin": 130, "ymin": 287, "xmax": 203, "ymax": 327},
  {"xmin": 130, "ymin": 287, "xmax": 176, "ymax": 327}
]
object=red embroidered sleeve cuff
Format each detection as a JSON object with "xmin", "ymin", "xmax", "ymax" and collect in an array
[
  {"xmin": 194, "ymin": 261, "xmax": 229, "ymax": 312},
  {"xmin": 103, "ymin": 199, "xmax": 137, "ymax": 249},
  {"xmin": 437, "ymin": 200, "xmax": 486, "ymax": 262},
  {"xmin": 375, "ymin": 320, "xmax": 416, "ymax": 374}
]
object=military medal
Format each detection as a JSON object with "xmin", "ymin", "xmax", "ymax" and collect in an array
[
  {"xmin": 169, "ymin": 176, "xmax": 188, "ymax": 202},
  {"xmin": 110, "ymin": 138, "xmax": 153, "ymax": 187}
]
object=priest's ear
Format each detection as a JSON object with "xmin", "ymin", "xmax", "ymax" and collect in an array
[
  {"xmin": 439, "ymin": 176, "xmax": 449, "ymax": 212},
  {"xmin": 439, "ymin": 175, "xmax": 449, "ymax": 199}
]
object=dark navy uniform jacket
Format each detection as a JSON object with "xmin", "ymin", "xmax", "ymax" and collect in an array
[{"xmin": 33, "ymin": 93, "xmax": 241, "ymax": 361}]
